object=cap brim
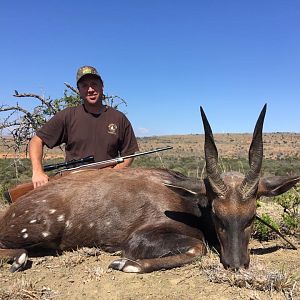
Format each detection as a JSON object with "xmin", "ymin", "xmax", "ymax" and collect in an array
[{"xmin": 77, "ymin": 73, "xmax": 101, "ymax": 84}]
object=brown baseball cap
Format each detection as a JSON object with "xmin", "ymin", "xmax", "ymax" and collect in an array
[{"xmin": 76, "ymin": 66, "xmax": 103, "ymax": 84}]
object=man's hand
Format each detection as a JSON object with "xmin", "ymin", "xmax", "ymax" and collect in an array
[
  {"xmin": 32, "ymin": 171, "xmax": 49, "ymax": 189},
  {"xmin": 113, "ymin": 157, "xmax": 134, "ymax": 169}
]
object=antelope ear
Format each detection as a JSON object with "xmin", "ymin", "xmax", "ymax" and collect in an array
[
  {"xmin": 164, "ymin": 183, "xmax": 198, "ymax": 196},
  {"xmin": 257, "ymin": 176, "xmax": 300, "ymax": 197},
  {"xmin": 164, "ymin": 182, "xmax": 206, "ymax": 197}
]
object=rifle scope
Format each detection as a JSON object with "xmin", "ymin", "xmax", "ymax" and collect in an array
[{"xmin": 43, "ymin": 155, "xmax": 95, "ymax": 172}]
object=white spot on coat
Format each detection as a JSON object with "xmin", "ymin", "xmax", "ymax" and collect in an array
[
  {"xmin": 25, "ymin": 210, "xmax": 29, "ymax": 214},
  {"xmin": 49, "ymin": 209, "xmax": 56, "ymax": 214},
  {"xmin": 57, "ymin": 214, "xmax": 65, "ymax": 222},
  {"xmin": 23, "ymin": 233, "xmax": 29, "ymax": 239},
  {"xmin": 65, "ymin": 220, "xmax": 72, "ymax": 228},
  {"xmin": 21, "ymin": 228, "xmax": 27, "ymax": 233},
  {"xmin": 89, "ymin": 222, "xmax": 94, "ymax": 228},
  {"xmin": 12, "ymin": 213, "xmax": 16, "ymax": 218},
  {"xmin": 42, "ymin": 231, "xmax": 50, "ymax": 237},
  {"xmin": 187, "ymin": 247, "xmax": 196, "ymax": 254},
  {"xmin": 29, "ymin": 219, "xmax": 37, "ymax": 224}
]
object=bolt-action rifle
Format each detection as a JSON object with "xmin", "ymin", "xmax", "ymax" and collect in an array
[{"xmin": 4, "ymin": 146, "xmax": 173, "ymax": 203}]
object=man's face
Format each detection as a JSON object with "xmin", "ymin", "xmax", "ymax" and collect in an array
[{"xmin": 77, "ymin": 75, "xmax": 103, "ymax": 105}]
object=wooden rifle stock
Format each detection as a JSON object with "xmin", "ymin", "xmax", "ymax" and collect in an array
[{"xmin": 7, "ymin": 182, "xmax": 34, "ymax": 203}]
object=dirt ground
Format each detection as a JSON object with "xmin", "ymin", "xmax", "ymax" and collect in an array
[{"xmin": 0, "ymin": 230, "xmax": 299, "ymax": 299}]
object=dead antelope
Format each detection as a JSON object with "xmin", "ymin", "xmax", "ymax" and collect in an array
[{"xmin": 0, "ymin": 104, "xmax": 299, "ymax": 273}]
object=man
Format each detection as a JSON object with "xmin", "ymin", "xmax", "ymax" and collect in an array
[{"xmin": 29, "ymin": 66, "xmax": 139, "ymax": 188}]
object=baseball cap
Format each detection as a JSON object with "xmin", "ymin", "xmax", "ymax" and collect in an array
[{"xmin": 76, "ymin": 66, "xmax": 103, "ymax": 84}]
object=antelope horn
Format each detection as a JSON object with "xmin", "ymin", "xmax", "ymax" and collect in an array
[
  {"xmin": 200, "ymin": 106, "xmax": 227, "ymax": 197},
  {"xmin": 240, "ymin": 104, "xmax": 267, "ymax": 199}
]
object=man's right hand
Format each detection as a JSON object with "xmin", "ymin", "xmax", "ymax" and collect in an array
[{"xmin": 32, "ymin": 171, "xmax": 49, "ymax": 189}]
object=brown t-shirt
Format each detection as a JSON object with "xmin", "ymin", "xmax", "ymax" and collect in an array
[{"xmin": 36, "ymin": 105, "xmax": 139, "ymax": 162}]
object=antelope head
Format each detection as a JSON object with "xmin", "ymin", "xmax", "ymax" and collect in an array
[{"xmin": 201, "ymin": 104, "xmax": 299, "ymax": 269}]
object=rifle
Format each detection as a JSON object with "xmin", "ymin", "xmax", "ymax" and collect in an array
[{"xmin": 5, "ymin": 146, "xmax": 173, "ymax": 203}]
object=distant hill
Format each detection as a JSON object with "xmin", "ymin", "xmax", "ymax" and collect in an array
[
  {"xmin": 137, "ymin": 133, "xmax": 300, "ymax": 160},
  {"xmin": 1, "ymin": 132, "xmax": 298, "ymax": 160}
]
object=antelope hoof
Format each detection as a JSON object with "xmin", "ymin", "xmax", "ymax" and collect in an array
[
  {"xmin": 109, "ymin": 258, "xmax": 142, "ymax": 273},
  {"xmin": 10, "ymin": 252, "xmax": 28, "ymax": 273}
]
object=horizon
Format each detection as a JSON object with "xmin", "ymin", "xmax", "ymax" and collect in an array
[{"xmin": 1, "ymin": 131, "xmax": 300, "ymax": 140}]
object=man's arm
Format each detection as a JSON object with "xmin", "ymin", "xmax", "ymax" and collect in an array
[
  {"xmin": 112, "ymin": 157, "xmax": 134, "ymax": 169},
  {"xmin": 29, "ymin": 135, "xmax": 49, "ymax": 188}
]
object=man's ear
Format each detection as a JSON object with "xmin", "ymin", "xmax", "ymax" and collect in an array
[{"xmin": 257, "ymin": 176, "xmax": 300, "ymax": 197}]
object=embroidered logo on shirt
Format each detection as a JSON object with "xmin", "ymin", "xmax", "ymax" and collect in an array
[{"xmin": 108, "ymin": 123, "xmax": 117, "ymax": 135}]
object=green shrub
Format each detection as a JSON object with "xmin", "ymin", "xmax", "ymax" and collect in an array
[
  {"xmin": 253, "ymin": 213, "xmax": 280, "ymax": 241},
  {"xmin": 273, "ymin": 185, "xmax": 300, "ymax": 235}
]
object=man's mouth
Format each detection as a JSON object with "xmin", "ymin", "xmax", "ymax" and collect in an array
[{"xmin": 88, "ymin": 94, "xmax": 97, "ymax": 100}]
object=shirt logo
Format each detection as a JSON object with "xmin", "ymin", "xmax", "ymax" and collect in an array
[{"xmin": 108, "ymin": 123, "xmax": 117, "ymax": 135}]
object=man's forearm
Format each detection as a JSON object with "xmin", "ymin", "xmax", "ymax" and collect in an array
[
  {"xmin": 29, "ymin": 136, "xmax": 44, "ymax": 173},
  {"xmin": 29, "ymin": 135, "xmax": 49, "ymax": 187}
]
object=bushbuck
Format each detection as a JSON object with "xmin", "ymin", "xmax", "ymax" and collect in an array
[{"xmin": 0, "ymin": 104, "xmax": 299, "ymax": 273}]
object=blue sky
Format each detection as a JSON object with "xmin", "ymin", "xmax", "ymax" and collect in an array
[{"xmin": 0, "ymin": 0, "xmax": 299, "ymax": 136}]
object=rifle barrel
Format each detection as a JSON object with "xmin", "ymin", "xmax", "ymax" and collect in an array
[
  {"xmin": 121, "ymin": 146, "xmax": 173, "ymax": 160},
  {"xmin": 59, "ymin": 146, "xmax": 173, "ymax": 173}
]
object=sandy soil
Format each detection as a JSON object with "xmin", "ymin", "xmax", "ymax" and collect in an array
[{"xmin": 0, "ymin": 236, "xmax": 299, "ymax": 300}]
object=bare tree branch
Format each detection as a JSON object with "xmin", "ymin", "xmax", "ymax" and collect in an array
[
  {"xmin": 64, "ymin": 82, "xmax": 79, "ymax": 95},
  {"xmin": 103, "ymin": 95, "xmax": 127, "ymax": 110},
  {"xmin": 13, "ymin": 92, "xmax": 57, "ymax": 115}
]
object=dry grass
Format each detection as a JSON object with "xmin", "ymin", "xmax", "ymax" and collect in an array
[
  {"xmin": 0, "ymin": 242, "xmax": 299, "ymax": 299},
  {"xmin": 0, "ymin": 278, "xmax": 55, "ymax": 300},
  {"xmin": 60, "ymin": 247, "xmax": 103, "ymax": 269},
  {"xmin": 198, "ymin": 249, "xmax": 299, "ymax": 298}
]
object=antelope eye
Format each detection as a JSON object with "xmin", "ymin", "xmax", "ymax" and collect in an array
[{"xmin": 213, "ymin": 214, "xmax": 226, "ymax": 230}]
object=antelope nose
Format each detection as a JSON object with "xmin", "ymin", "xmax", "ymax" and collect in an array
[{"xmin": 221, "ymin": 258, "xmax": 242, "ymax": 271}]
